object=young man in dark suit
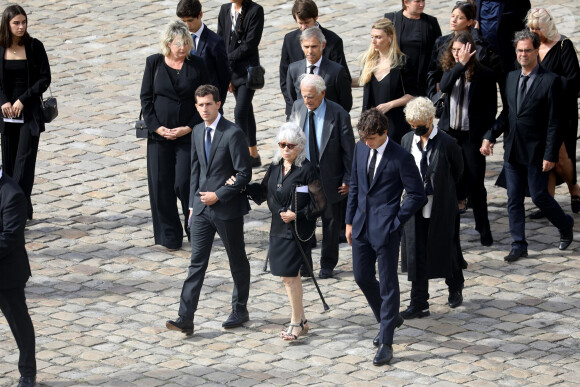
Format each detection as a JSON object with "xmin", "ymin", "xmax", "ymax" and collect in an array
[
  {"xmin": 290, "ymin": 74, "xmax": 355, "ymax": 279},
  {"xmin": 285, "ymin": 27, "xmax": 352, "ymax": 119},
  {"xmin": 280, "ymin": 0, "xmax": 350, "ymax": 117},
  {"xmin": 177, "ymin": 0, "xmax": 231, "ymax": 109},
  {"xmin": 481, "ymin": 30, "xmax": 574, "ymax": 262},
  {"xmin": 166, "ymin": 85, "xmax": 252, "ymax": 335},
  {"xmin": 0, "ymin": 168, "xmax": 36, "ymax": 387},
  {"xmin": 346, "ymin": 109, "xmax": 425, "ymax": 366}
]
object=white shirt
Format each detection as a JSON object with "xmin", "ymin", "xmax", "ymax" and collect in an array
[
  {"xmin": 205, "ymin": 113, "xmax": 222, "ymax": 143},
  {"xmin": 411, "ymin": 125, "xmax": 439, "ymax": 218},
  {"xmin": 306, "ymin": 56, "xmax": 322, "ymax": 75},
  {"xmin": 367, "ymin": 137, "xmax": 389, "ymax": 180},
  {"xmin": 230, "ymin": 3, "xmax": 240, "ymax": 32},
  {"xmin": 191, "ymin": 23, "xmax": 205, "ymax": 51}
]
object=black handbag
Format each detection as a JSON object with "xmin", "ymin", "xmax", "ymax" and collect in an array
[
  {"xmin": 247, "ymin": 65, "xmax": 265, "ymax": 90},
  {"xmin": 41, "ymin": 87, "xmax": 58, "ymax": 123},
  {"xmin": 431, "ymin": 91, "xmax": 446, "ymax": 119},
  {"xmin": 135, "ymin": 109, "xmax": 148, "ymax": 138}
]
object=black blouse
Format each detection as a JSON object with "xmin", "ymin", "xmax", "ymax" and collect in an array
[{"xmin": 540, "ymin": 37, "xmax": 580, "ymax": 105}]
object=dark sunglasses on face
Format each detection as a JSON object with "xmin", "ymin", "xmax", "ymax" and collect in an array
[{"xmin": 278, "ymin": 142, "xmax": 297, "ymax": 150}]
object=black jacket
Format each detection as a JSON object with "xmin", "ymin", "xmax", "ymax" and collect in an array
[{"xmin": 196, "ymin": 25, "xmax": 232, "ymax": 107}]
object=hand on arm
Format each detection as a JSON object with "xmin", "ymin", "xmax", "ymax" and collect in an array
[{"xmin": 200, "ymin": 191, "xmax": 219, "ymax": 206}]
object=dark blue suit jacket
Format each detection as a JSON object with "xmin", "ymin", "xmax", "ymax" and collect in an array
[
  {"xmin": 196, "ymin": 25, "xmax": 231, "ymax": 107},
  {"xmin": 346, "ymin": 140, "xmax": 426, "ymax": 247}
]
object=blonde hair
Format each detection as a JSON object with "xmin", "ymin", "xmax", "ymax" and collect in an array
[
  {"xmin": 160, "ymin": 20, "xmax": 193, "ymax": 57},
  {"xmin": 404, "ymin": 97, "xmax": 434, "ymax": 124},
  {"xmin": 358, "ymin": 18, "xmax": 405, "ymax": 86},
  {"xmin": 526, "ymin": 8, "xmax": 559, "ymax": 42}
]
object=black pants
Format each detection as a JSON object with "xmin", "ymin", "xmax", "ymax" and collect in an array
[
  {"xmin": 178, "ymin": 210, "xmax": 250, "ymax": 319},
  {"xmin": 0, "ymin": 287, "xmax": 36, "ymax": 377},
  {"xmin": 147, "ymin": 138, "xmax": 190, "ymax": 249},
  {"xmin": 1, "ymin": 124, "xmax": 40, "ymax": 219},
  {"xmin": 233, "ymin": 84, "xmax": 257, "ymax": 147},
  {"xmin": 410, "ymin": 216, "xmax": 464, "ymax": 310},
  {"xmin": 320, "ymin": 199, "xmax": 342, "ymax": 271}
]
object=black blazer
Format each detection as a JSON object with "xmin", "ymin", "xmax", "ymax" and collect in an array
[
  {"xmin": 384, "ymin": 10, "xmax": 441, "ymax": 95},
  {"xmin": 0, "ymin": 38, "xmax": 51, "ymax": 136},
  {"xmin": 279, "ymin": 25, "xmax": 350, "ymax": 114},
  {"xmin": 439, "ymin": 62, "xmax": 497, "ymax": 145},
  {"xmin": 0, "ymin": 173, "xmax": 30, "ymax": 289},
  {"xmin": 285, "ymin": 57, "xmax": 352, "ymax": 117},
  {"xmin": 217, "ymin": 1, "xmax": 264, "ymax": 87},
  {"xmin": 189, "ymin": 116, "xmax": 252, "ymax": 220},
  {"xmin": 291, "ymin": 98, "xmax": 355, "ymax": 204},
  {"xmin": 140, "ymin": 53, "xmax": 209, "ymax": 140},
  {"xmin": 484, "ymin": 65, "xmax": 562, "ymax": 166},
  {"xmin": 196, "ymin": 25, "xmax": 231, "ymax": 106}
]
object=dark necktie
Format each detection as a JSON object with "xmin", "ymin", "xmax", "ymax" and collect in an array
[
  {"xmin": 308, "ymin": 111, "xmax": 319, "ymax": 166},
  {"xmin": 368, "ymin": 149, "xmax": 378, "ymax": 183},
  {"xmin": 205, "ymin": 127, "xmax": 212, "ymax": 163},
  {"xmin": 454, "ymin": 76, "xmax": 466, "ymax": 130},
  {"xmin": 191, "ymin": 34, "xmax": 197, "ymax": 55},
  {"xmin": 416, "ymin": 139, "xmax": 434, "ymax": 195},
  {"xmin": 517, "ymin": 75, "xmax": 530, "ymax": 113},
  {"xmin": 309, "ymin": 65, "xmax": 316, "ymax": 74}
]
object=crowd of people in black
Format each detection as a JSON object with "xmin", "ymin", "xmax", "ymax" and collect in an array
[{"xmin": 2, "ymin": 0, "xmax": 579, "ymax": 380}]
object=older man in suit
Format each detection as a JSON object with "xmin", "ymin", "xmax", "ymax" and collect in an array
[
  {"xmin": 284, "ymin": 27, "xmax": 352, "ymax": 119},
  {"xmin": 346, "ymin": 109, "xmax": 426, "ymax": 366},
  {"xmin": 0, "ymin": 168, "xmax": 36, "ymax": 387},
  {"xmin": 290, "ymin": 74, "xmax": 355, "ymax": 278},
  {"xmin": 177, "ymin": 0, "xmax": 231, "ymax": 109},
  {"xmin": 166, "ymin": 85, "xmax": 252, "ymax": 335},
  {"xmin": 481, "ymin": 30, "xmax": 574, "ymax": 262},
  {"xmin": 280, "ymin": 0, "xmax": 350, "ymax": 117}
]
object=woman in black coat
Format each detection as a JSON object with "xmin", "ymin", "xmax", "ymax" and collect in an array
[
  {"xmin": 0, "ymin": 4, "xmax": 51, "ymax": 220},
  {"xmin": 140, "ymin": 20, "xmax": 209, "ymax": 250},
  {"xmin": 439, "ymin": 31, "xmax": 496, "ymax": 246},
  {"xmin": 218, "ymin": 0, "xmax": 264, "ymax": 167}
]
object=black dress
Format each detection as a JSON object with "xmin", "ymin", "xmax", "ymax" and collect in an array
[{"xmin": 247, "ymin": 160, "xmax": 326, "ymax": 277}]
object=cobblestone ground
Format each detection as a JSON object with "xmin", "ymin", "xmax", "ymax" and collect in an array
[{"xmin": 1, "ymin": 0, "xmax": 579, "ymax": 386}]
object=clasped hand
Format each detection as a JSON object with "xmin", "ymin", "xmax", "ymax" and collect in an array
[
  {"xmin": 1, "ymin": 100, "xmax": 24, "ymax": 118},
  {"xmin": 155, "ymin": 126, "xmax": 191, "ymax": 140}
]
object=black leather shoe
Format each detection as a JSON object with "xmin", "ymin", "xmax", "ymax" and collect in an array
[
  {"xmin": 400, "ymin": 305, "xmax": 430, "ymax": 319},
  {"xmin": 529, "ymin": 209, "xmax": 545, "ymax": 219},
  {"xmin": 373, "ymin": 344, "xmax": 393, "ymax": 366},
  {"xmin": 559, "ymin": 227, "xmax": 573, "ymax": 250},
  {"xmin": 222, "ymin": 309, "xmax": 249, "ymax": 328},
  {"xmin": 448, "ymin": 291, "xmax": 463, "ymax": 308},
  {"xmin": 373, "ymin": 315, "xmax": 404, "ymax": 347},
  {"xmin": 318, "ymin": 268, "xmax": 333, "ymax": 279},
  {"xmin": 18, "ymin": 376, "xmax": 36, "ymax": 387},
  {"xmin": 166, "ymin": 317, "xmax": 194, "ymax": 335},
  {"xmin": 504, "ymin": 248, "xmax": 527, "ymax": 262}
]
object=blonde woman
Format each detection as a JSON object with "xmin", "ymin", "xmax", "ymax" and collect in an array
[{"xmin": 358, "ymin": 18, "xmax": 416, "ymax": 144}]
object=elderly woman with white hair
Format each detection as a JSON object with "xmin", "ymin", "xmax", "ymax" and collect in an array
[
  {"xmin": 525, "ymin": 8, "xmax": 580, "ymax": 218},
  {"xmin": 140, "ymin": 20, "xmax": 209, "ymax": 250},
  {"xmin": 399, "ymin": 97, "xmax": 466, "ymax": 319},
  {"xmin": 229, "ymin": 122, "xmax": 326, "ymax": 340}
]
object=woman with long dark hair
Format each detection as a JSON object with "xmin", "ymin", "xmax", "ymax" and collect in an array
[
  {"xmin": 218, "ymin": 0, "xmax": 264, "ymax": 167},
  {"xmin": 0, "ymin": 4, "xmax": 51, "ymax": 220}
]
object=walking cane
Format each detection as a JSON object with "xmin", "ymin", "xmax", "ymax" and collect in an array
[{"xmin": 289, "ymin": 223, "xmax": 330, "ymax": 311}]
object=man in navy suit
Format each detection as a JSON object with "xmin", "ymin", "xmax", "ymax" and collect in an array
[
  {"xmin": 177, "ymin": 0, "xmax": 231, "ymax": 109},
  {"xmin": 166, "ymin": 85, "xmax": 252, "ymax": 335},
  {"xmin": 346, "ymin": 109, "xmax": 426, "ymax": 365},
  {"xmin": 481, "ymin": 30, "xmax": 574, "ymax": 262}
]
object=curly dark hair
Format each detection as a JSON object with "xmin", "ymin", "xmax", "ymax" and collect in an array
[
  {"xmin": 440, "ymin": 31, "xmax": 477, "ymax": 82},
  {"xmin": 357, "ymin": 108, "xmax": 389, "ymax": 139}
]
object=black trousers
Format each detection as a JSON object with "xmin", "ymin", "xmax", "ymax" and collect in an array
[
  {"xmin": 178, "ymin": 210, "xmax": 250, "ymax": 319},
  {"xmin": 146, "ymin": 138, "xmax": 190, "ymax": 249},
  {"xmin": 320, "ymin": 199, "xmax": 342, "ymax": 271},
  {"xmin": 447, "ymin": 130, "xmax": 491, "ymax": 238},
  {"xmin": 0, "ymin": 287, "xmax": 36, "ymax": 377},
  {"xmin": 1, "ymin": 124, "xmax": 40, "ymax": 219},
  {"xmin": 410, "ymin": 216, "xmax": 464, "ymax": 310},
  {"xmin": 233, "ymin": 84, "xmax": 257, "ymax": 147}
]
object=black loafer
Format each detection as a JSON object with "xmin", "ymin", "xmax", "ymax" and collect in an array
[
  {"xmin": 373, "ymin": 344, "xmax": 393, "ymax": 366},
  {"xmin": 400, "ymin": 305, "xmax": 430, "ymax": 319},
  {"xmin": 529, "ymin": 209, "xmax": 545, "ymax": 219},
  {"xmin": 504, "ymin": 248, "xmax": 528, "ymax": 262},
  {"xmin": 373, "ymin": 315, "xmax": 404, "ymax": 347},
  {"xmin": 559, "ymin": 227, "xmax": 573, "ymax": 250},
  {"xmin": 448, "ymin": 291, "xmax": 463, "ymax": 308},
  {"xmin": 318, "ymin": 268, "xmax": 333, "ymax": 279},
  {"xmin": 222, "ymin": 309, "xmax": 249, "ymax": 328},
  {"xmin": 166, "ymin": 317, "xmax": 194, "ymax": 335},
  {"xmin": 18, "ymin": 376, "xmax": 36, "ymax": 387}
]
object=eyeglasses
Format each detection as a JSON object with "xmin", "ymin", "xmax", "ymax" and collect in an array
[
  {"xmin": 278, "ymin": 142, "xmax": 297, "ymax": 150},
  {"xmin": 516, "ymin": 48, "xmax": 535, "ymax": 54}
]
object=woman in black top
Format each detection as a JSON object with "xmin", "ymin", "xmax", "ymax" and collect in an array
[
  {"xmin": 232, "ymin": 122, "xmax": 326, "ymax": 340},
  {"xmin": 218, "ymin": 0, "xmax": 264, "ymax": 167},
  {"xmin": 140, "ymin": 20, "xmax": 209, "ymax": 250},
  {"xmin": 0, "ymin": 4, "xmax": 51, "ymax": 220}
]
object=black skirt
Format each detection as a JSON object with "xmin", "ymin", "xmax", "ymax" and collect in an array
[{"xmin": 268, "ymin": 235, "xmax": 310, "ymax": 277}]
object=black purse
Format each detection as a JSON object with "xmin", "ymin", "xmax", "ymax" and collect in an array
[
  {"xmin": 135, "ymin": 109, "xmax": 148, "ymax": 138},
  {"xmin": 41, "ymin": 86, "xmax": 58, "ymax": 123},
  {"xmin": 247, "ymin": 65, "xmax": 265, "ymax": 90},
  {"xmin": 431, "ymin": 91, "xmax": 446, "ymax": 119}
]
